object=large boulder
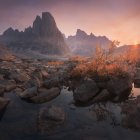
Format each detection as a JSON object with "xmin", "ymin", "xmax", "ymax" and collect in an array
[
  {"xmin": 73, "ymin": 79, "xmax": 99, "ymax": 103},
  {"xmin": 30, "ymin": 87, "xmax": 60, "ymax": 103},
  {"xmin": 19, "ymin": 86, "xmax": 38, "ymax": 99},
  {"xmin": 43, "ymin": 77, "xmax": 60, "ymax": 89},
  {"xmin": 0, "ymin": 97, "xmax": 10, "ymax": 111},
  {"xmin": 91, "ymin": 89, "xmax": 110, "ymax": 103},
  {"xmin": 106, "ymin": 77, "xmax": 132, "ymax": 101},
  {"xmin": 38, "ymin": 106, "xmax": 65, "ymax": 133}
]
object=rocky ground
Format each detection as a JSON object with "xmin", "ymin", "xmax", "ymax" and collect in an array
[{"xmin": 0, "ymin": 57, "xmax": 140, "ymax": 138}]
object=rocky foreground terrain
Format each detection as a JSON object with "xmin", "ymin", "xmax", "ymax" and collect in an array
[{"xmin": 1, "ymin": 55, "xmax": 140, "ymax": 137}]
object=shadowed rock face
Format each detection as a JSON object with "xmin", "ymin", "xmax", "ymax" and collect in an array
[{"xmin": 0, "ymin": 12, "xmax": 69, "ymax": 56}]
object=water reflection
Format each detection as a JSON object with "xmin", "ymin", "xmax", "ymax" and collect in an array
[
  {"xmin": 132, "ymin": 83, "xmax": 140, "ymax": 97},
  {"xmin": 0, "ymin": 87, "xmax": 140, "ymax": 140}
]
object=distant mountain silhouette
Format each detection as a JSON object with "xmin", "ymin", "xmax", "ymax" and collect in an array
[
  {"xmin": 0, "ymin": 12, "xmax": 69, "ymax": 57},
  {"xmin": 67, "ymin": 29, "xmax": 113, "ymax": 56},
  {"xmin": 115, "ymin": 44, "xmax": 140, "ymax": 55}
]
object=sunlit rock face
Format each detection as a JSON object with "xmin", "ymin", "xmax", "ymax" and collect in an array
[
  {"xmin": 0, "ymin": 12, "xmax": 69, "ymax": 57},
  {"xmin": 67, "ymin": 29, "xmax": 113, "ymax": 56}
]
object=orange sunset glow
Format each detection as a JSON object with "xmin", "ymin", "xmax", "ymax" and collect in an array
[{"xmin": 0, "ymin": 0, "xmax": 140, "ymax": 45}]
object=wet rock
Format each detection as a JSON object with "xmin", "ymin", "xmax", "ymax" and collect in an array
[
  {"xmin": 121, "ymin": 97, "xmax": 140, "ymax": 131},
  {"xmin": 107, "ymin": 77, "xmax": 132, "ymax": 101},
  {"xmin": 0, "ymin": 74, "xmax": 4, "ymax": 80},
  {"xmin": 14, "ymin": 87, "xmax": 23, "ymax": 95},
  {"xmin": 91, "ymin": 89, "xmax": 110, "ymax": 103},
  {"xmin": 9, "ymin": 71, "xmax": 29, "ymax": 83},
  {"xmin": 0, "ymin": 97, "xmax": 10, "ymax": 111},
  {"xmin": 0, "ymin": 87, "xmax": 4, "ymax": 96},
  {"xmin": 0, "ymin": 80, "xmax": 16, "ymax": 92},
  {"xmin": 134, "ymin": 68, "xmax": 140, "ymax": 88},
  {"xmin": 43, "ymin": 77, "xmax": 60, "ymax": 89},
  {"xmin": 41, "ymin": 70, "xmax": 49, "ymax": 79},
  {"xmin": 73, "ymin": 79, "xmax": 99, "ymax": 103},
  {"xmin": 30, "ymin": 87, "xmax": 60, "ymax": 103},
  {"xmin": 19, "ymin": 86, "xmax": 38, "ymax": 99},
  {"xmin": 25, "ymin": 77, "xmax": 42, "ymax": 88},
  {"xmin": 38, "ymin": 106, "xmax": 65, "ymax": 133}
]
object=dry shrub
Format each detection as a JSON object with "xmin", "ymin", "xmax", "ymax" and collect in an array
[{"xmin": 70, "ymin": 44, "xmax": 133, "ymax": 79}]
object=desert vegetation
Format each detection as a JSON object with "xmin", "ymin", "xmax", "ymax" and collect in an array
[{"xmin": 70, "ymin": 42, "xmax": 138, "ymax": 80}]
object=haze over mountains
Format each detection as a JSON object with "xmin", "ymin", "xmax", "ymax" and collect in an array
[
  {"xmin": 0, "ymin": 12, "xmax": 69, "ymax": 58},
  {"xmin": 67, "ymin": 29, "xmax": 113, "ymax": 56},
  {"xmin": 0, "ymin": 12, "xmax": 139, "ymax": 59}
]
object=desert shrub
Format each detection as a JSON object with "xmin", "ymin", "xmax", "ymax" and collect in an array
[{"xmin": 70, "ymin": 42, "xmax": 133, "ymax": 80}]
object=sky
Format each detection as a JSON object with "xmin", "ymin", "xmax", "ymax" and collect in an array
[{"xmin": 0, "ymin": 0, "xmax": 140, "ymax": 45}]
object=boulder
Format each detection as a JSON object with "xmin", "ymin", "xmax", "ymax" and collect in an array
[
  {"xmin": 9, "ymin": 71, "xmax": 29, "ymax": 83},
  {"xmin": 107, "ymin": 77, "xmax": 132, "ymax": 101},
  {"xmin": 0, "ymin": 97, "xmax": 10, "ymax": 111},
  {"xmin": 43, "ymin": 77, "xmax": 60, "ymax": 89},
  {"xmin": 91, "ymin": 89, "xmax": 110, "ymax": 103},
  {"xmin": 0, "ymin": 87, "xmax": 4, "ymax": 96},
  {"xmin": 38, "ymin": 106, "xmax": 65, "ymax": 133},
  {"xmin": 0, "ymin": 80, "xmax": 16, "ymax": 92},
  {"xmin": 30, "ymin": 87, "xmax": 60, "ymax": 103},
  {"xmin": 19, "ymin": 86, "xmax": 38, "ymax": 99},
  {"xmin": 0, "ymin": 74, "xmax": 4, "ymax": 80},
  {"xmin": 73, "ymin": 79, "xmax": 99, "ymax": 103}
]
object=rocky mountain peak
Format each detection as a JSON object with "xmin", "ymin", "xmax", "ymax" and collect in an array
[
  {"xmin": 0, "ymin": 12, "xmax": 69, "ymax": 56},
  {"xmin": 76, "ymin": 29, "xmax": 88, "ymax": 38}
]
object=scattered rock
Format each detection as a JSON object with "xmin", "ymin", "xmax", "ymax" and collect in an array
[
  {"xmin": 0, "ymin": 97, "xmax": 10, "ymax": 111},
  {"xmin": 38, "ymin": 106, "xmax": 65, "ymax": 133},
  {"xmin": 134, "ymin": 68, "xmax": 140, "ymax": 88},
  {"xmin": 91, "ymin": 89, "xmax": 110, "ymax": 103},
  {"xmin": 43, "ymin": 77, "xmax": 60, "ymax": 89},
  {"xmin": 73, "ymin": 79, "xmax": 99, "ymax": 103},
  {"xmin": 0, "ymin": 80, "xmax": 16, "ymax": 92},
  {"xmin": 30, "ymin": 87, "xmax": 60, "ymax": 103},
  {"xmin": 0, "ymin": 87, "xmax": 4, "ymax": 96},
  {"xmin": 121, "ymin": 96, "xmax": 140, "ymax": 131},
  {"xmin": 107, "ymin": 77, "xmax": 132, "ymax": 101},
  {"xmin": 9, "ymin": 71, "xmax": 30, "ymax": 83},
  {"xmin": 19, "ymin": 86, "xmax": 38, "ymax": 99}
]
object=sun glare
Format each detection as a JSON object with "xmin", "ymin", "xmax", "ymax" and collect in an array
[{"xmin": 134, "ymin": 41, "xmax": 138, "ymax": 45}]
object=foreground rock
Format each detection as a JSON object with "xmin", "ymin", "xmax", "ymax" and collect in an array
[
  {"xmin": 134, "ymin": 68, "xmax": 140, "ymax": 88},
  {"xmin": 106, "ymin": 77, "xmax": 132, "ymax": 101},
  {"xmin": 121, "ymin": 96, "xmax": 140, "ymax": 131},
  {"xmin": 72, "ymin": 76, "xmax": 132, "ymax": 104},
  {"xmin": 73, "ymin": 79, "xmax": 99, "ymax": 103},
  {"xmin": 38, "ymin": 106, "xmax": 65, "ymax": 134},
  {"xmin": 30, "ymin": 87, "xmax": 60, "ymax": 103},
  {"xmin": 0, "ymin": 80, "xmax": 16, "ymax": 92},
  {"xmin": 19, "ymin": 86, "xmax": 38, "ymax": 99},
  {"xmin": 91, "ymin": 89, "xmax": 110, "ymax": 103},
  {"xmin": 0, "ymin": 97, "xmax": 10, "ymax": 111}
]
